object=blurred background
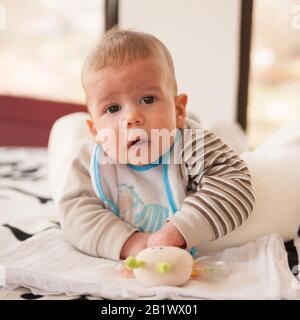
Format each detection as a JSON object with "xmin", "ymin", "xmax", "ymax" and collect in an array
[
  {"xmin": 248, "ymin": 0, "xmax": 300, "ymax": 147},
  {"xmin": 0, "ymin": 0, "xmax": 299, "ymax": 148}
]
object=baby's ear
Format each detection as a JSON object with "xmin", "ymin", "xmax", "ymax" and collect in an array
[
  {"xmin": 175, "ymin": 94, "xmax": 188, "ymax": 128},
  {"xmin": 86, "ymin": 119, "xmax": 97, "ymax": 137}
]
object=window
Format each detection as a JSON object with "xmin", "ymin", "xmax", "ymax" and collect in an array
[
  {"xmin": 247, "ymin": 0, "xmax": 300, "ymax": 148},
  {"xmin": 0, "ymin": 0, "xmax": 105, "ymax": 103}
]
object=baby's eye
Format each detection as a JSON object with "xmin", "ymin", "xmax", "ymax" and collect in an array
[
  {"xmin": 106, "ymin": 104, "xmax": 122, "ymax": 114},
  {"xmin": 140, "ymin": 96, "xmax": 156, "ymax": 105}
]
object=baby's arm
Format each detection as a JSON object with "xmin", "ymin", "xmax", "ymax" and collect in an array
[
  {"xmin": 147, "ymin": 221, "xmax": 186, "ymax": 248},
  {"xmin": 120, "ymin": 231, "xmax": 151, "ymax": 259},
  {"xmin": 149, "ymin": 128, "xmax": 255, "ymax": 251},
  {"xmin": 58, "ymin": 141, "xmax": 143, "ymax": 261}
]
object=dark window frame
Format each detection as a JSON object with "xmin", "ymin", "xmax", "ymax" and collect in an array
[
  {"xmin": 105, "ymin": 0, "xmax": 119, "ymax": 31},
  {"xmin": 236, "ymin": 0, "xmax": 253, "ymax": 131}
]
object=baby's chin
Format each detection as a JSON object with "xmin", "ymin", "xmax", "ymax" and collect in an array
[
  {"xmin": 108, "ymin": 147, "xmax": 162, "ymax": 166},
  {"xmin": 126, "ymin": 140, "xmax": 170, "ymax": 166},
  {"xmin": 127, "ymin": 156, "xmax": 160, "ymax": 166}
]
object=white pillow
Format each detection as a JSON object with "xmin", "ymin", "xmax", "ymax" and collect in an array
[
  {"xmin": 209, "ymin": 120, "xmax": 251, "ymax": 155},
  {"xmin": 200, "ymin": 121, "xmax": 300, "ymax": 251},
  {"xmin": 48, "ymin": 112, "xmax": 90, "ymax": 209}
]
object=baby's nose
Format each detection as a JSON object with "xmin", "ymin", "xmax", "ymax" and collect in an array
[{"xmin": 125, "ymin": 108, "xmax": 145, "ymax": 128}]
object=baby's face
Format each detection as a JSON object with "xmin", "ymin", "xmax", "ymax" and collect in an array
[{"xmin": 85, "ymin": 57, "xmax": 187, "ymax": 165}]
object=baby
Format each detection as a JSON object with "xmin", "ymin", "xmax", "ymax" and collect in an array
[{"xmin": 58, "ymin": 28, "xmax": 255, "ymax": 261}]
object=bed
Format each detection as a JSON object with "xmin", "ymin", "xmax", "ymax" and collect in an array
[{"xmin": 0, "ymin": 96, "xmax": 299, "ymax": 300}]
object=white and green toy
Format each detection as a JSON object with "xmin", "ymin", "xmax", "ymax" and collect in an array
[{"xmin": 123, "ymin": 246, "xmax": 227, "ymax": 287}]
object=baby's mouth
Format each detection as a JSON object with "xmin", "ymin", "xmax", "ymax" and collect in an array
[{"xmin": 127, "ymin": 136, "xmax": 149, "ymax": 148}]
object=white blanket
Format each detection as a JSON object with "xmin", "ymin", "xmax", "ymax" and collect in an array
[{"xmin": 1, "ymin": 228, "xmax": 299, "ymax": 300}]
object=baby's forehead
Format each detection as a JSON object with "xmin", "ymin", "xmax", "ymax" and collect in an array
[
  {"xmin": 85, "ymin": 54, "xmax": 174, "ymax": 82},
  {"xmin": 84, "ymin": 62, "xmax": 172, "ymax": 94}
]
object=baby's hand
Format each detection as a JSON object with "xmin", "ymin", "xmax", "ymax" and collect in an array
[
  {"xmin": 120, "ymin": 232, "xmax": 151, "ymax": 259},
  {"xmin": 147, "ymin": 222, "xmax": 186, "ymax": 248}
]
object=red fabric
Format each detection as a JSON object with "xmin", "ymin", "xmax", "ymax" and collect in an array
[{"xmin": 0, "ymin": 95, "xmax": 86, "ymax": 147}]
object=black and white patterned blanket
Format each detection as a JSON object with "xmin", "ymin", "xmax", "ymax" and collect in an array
[{"xmin": 0, "ymin": 147, "xmax": 105, "ymax": 300}]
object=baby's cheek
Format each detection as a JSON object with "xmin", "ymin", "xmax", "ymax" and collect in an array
[
  {"xmin": 158, "ymin": 135, "xmax": 175, "ymax": 156},
  {"xmin": 94, "ymin": 131, "xmax": 117, "ymax": 160}
]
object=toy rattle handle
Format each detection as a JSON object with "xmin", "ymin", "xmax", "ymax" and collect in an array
[{"xmin": 192, "ymin": 256, "xmax": 228, "ymax": 280}]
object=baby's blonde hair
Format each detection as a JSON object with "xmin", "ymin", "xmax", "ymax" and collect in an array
[{"xmin": 82, "ymin": 27, "xmax": 178, "ymax": 95}]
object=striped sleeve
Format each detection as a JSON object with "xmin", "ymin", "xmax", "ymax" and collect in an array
[{"xmin": 167, "ymin": 127, "xmax": 255, "ymax": 249}]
